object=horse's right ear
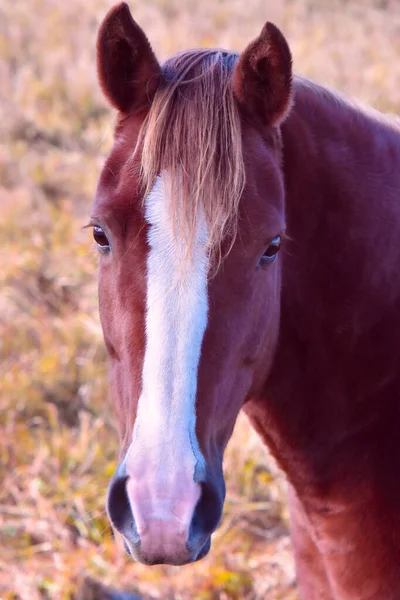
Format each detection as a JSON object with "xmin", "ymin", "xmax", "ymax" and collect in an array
[
  {"xmin": 232, "ymin": 22, "xmax": 293, "ymax": 127},
  {"xmin": 96, "ymin": 3, "xmax": 162, "ymax": 113}
]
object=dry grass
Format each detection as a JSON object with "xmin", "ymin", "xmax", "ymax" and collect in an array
[{"xmin": 1, "ymin": 0, "xmax": 399, "ymax": 598}]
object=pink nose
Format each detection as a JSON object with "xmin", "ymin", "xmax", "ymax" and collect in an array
[
  {"xmin": 125, "ymin": 477, "xmax": 201, "ymax": 563},
  {"xmin": 106, "ymin": 470, "xmax": 224, "ymax": 565}
]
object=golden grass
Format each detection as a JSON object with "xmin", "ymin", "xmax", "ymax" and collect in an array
[{"xmin": 1, "ymin": 0, "xmax": 399, "ymax": 598}]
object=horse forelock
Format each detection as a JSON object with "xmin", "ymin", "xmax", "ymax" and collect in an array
[{"xmin": 134, "ymin": 49, "xmax": 245, "ymax": 266}]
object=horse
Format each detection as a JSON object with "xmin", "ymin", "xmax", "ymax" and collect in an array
[{"xmin": 91, "ymin": 3, "xmax": 400, "ymax": 598}]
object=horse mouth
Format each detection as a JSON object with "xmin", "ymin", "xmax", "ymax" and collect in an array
[{"xmin": 123, "ymin": 536, "xmax": 211, "ymax": 565}]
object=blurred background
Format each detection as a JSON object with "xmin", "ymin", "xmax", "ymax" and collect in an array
[{"xmin": 0, "ymin": 0, "xmax": 399, "ymax": 598}]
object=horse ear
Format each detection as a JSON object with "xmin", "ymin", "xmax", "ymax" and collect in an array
[
  {"xmin": 96, "ymin": 2, "xmax": 162, "ymax": 113},
  {"xmin": 232, "ymin": 22, "xmax": 293, "ymax": 127}
]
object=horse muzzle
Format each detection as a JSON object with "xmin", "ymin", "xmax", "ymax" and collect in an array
[{"xmin": 106, "ymin": 467, "xmax": 225, "ymax": 565}]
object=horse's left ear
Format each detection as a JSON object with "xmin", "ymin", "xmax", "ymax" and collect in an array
[
  {"xmin": 232, "ymin": 22, "xmax": 293, "ymax": 127},
  {"xmin": 96, "ymin": 2, "xmax": 162, "ymax": 113}
]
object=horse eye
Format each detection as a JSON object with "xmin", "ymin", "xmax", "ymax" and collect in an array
[
  {"xmin": 262, "ymin": 235, "xmax": 281, "ymax": 262},
  {"xmin": 93, "ymin": 226, "xmax": 110, "ymax": 251}
]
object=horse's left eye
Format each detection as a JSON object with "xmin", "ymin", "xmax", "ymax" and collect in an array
[
  {"xmin": 262, "ymin": 235, "xmax": 281, "ymax": 263},
  {"xmin": 93, "ymin": 226, "xmax": 110, "ymax": 252}
]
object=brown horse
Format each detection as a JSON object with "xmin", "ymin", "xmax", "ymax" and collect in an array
[{"xmin": 92, "ymin": 3, "xmax": 400, "ymax": 598}]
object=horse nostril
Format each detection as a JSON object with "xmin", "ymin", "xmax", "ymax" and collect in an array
[
  {"xmin": 189, "ymin": 477, "xmax": 225, "ymax": 550},
  {"xmin": 107, "ymin": 474, "xmax": 139, "ymax": 544}
]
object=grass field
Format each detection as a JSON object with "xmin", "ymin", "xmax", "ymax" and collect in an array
[{"xmin": 1, "ymin": 0, "xmax": 399, "ymax": 598}]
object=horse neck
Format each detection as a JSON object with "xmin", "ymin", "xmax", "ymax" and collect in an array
[
  {"xmin": 280, "ymin": 78, "xmax": 400, "ymax": 357},
  {"xmin": 248, "ymin": 78, "xmax": 400, "ymax": 480},
  {"xmin": 281, "ymin": 77, "xmax": 400, "ymax": 262}
]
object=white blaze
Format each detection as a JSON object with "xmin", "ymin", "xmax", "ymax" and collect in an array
[{"xmin": 125, "ymin": 174, "xmax": 209, "ymax": 549}]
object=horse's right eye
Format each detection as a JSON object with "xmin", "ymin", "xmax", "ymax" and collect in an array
[{"xmin": 93, "ymin": 226, "xmax": 110, "ymax": 252}]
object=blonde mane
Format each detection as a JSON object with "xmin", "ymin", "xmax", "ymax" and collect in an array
[{"xmin": 136, "ymin": 49, "xmax": 245, "ymax": 265}]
